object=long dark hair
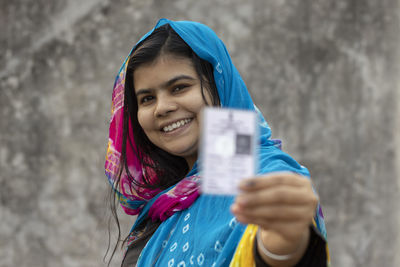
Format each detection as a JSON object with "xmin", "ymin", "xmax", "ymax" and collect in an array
[{"xmin": 105, "ymin": 24, "xmax": 220, "ymax": 266}]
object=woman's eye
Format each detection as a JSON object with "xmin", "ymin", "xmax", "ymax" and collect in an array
[
  {"xmin": 172, "ymin": 84, "xmax": 188, "ymax": 93},
  {"xmin": 140, "ymin": 96, "xmax": 154, "ymax": 104}
]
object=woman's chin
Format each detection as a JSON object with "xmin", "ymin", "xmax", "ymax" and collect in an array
[{"xmin": 166, "ymin": 144, "xmax": 198, "ymax": 160}]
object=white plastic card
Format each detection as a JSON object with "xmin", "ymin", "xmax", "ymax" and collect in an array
[{"xmin": 200, "ymin": 107, "xmax": 257, "ymax": 195}]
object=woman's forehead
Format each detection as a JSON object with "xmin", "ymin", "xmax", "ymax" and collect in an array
[
  {"xmin": 133, "ymin": 55, "xmax": 198, "ymax": 90},
  {"xmin": 136, "ymin": 55, "xmax": 195, "ymax": 74}
]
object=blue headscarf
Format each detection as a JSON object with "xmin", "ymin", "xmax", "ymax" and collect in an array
[{"xmin": 115, "ymin": 19, "xmax": 327, "ymax": 266}]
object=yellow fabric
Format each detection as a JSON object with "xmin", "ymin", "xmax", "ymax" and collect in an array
[
  {"xmin": 230, "ymin": 223, "xmax": 331, "ymax": 267},
  {"xmin": 229, "ymin": 224, "xmax": 258, "ymax": 267},
  {"xmin": 326, "ymin": 243, "xmax": 331, "ymax": 267}
]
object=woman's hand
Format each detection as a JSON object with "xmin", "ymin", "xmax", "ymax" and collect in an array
[{"xmin": 231, "ymin": 172, "xmax": 318, "ymax": 265}]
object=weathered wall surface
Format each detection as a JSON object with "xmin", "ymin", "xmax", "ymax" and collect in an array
[{"xmin": 1, "ymin": 0, "xmax": 399, "ymax": 266}]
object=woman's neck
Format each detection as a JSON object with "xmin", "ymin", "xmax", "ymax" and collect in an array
[{"xmin": 185, "ymin": 154, "xmax": 197, "ymax": 172}]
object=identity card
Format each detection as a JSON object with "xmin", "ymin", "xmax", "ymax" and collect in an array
[{"xmin": 200, "ymin": 107, "xmax": 258, "ymax": 195}]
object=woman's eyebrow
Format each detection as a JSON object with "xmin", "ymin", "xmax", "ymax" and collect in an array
[
  {"xmin": 136, "ymin": 88, "xmax": 152, "ymax": 98},
  {"xmin": 136, "ymin": 75, "xmax": 196, "ymax": 97},
  {"xmin": 162, "ymin": 75, "xmax": 196, "ymax": 88}
]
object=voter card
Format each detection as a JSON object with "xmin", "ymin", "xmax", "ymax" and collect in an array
[{"xmin": 200, "ymin": 107, "xmax": 258, "ymax": 195}]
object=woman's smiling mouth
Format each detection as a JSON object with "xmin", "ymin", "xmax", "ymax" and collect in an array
[{"xmin": 161, "ymin": 118, "xmax": 193, "ymax": 133}]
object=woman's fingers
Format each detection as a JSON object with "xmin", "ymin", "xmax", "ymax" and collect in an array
[
  {"xmin": 236, "ymin": 185, "xmax": 314, "ymax": 206},
  {"xmin": 232, "ymin": 204, "xmax": 315, "ymax": 221},
  {"xmin": 235, "ymin": 173, "xmax": 318, "ymax": 208},
  {"xmin": 239, "ymin": 172, "xmax": 308, "ymax": 192},
  {"xmin": 231, "ymin": 172, "xmax": 318, "ymax": 243}
]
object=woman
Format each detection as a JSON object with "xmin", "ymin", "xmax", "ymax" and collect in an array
[{"xmin": 105, "ymin": 19, "xmax": 329, "ymax": 266}]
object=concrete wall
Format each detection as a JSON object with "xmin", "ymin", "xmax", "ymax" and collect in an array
[{"xmin": 1, "ymin": 0, "xmax": 399, "ymax": 266}]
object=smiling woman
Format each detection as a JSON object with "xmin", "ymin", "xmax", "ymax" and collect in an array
[
  {"xmin": 105, "ymin": 19, "xmax": 329, "ymax": 267},
  {"xmin": 134, "ymin": 56, "xmax": 212, "ymax": 169},
  {"xmin": 120, "ymin": 24, "xmax": 220, "ymax": 192}
]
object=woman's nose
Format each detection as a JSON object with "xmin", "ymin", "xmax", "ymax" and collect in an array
[{"xmin": 154, "ymin": 94, "xmax": 178, "ymax": 117}]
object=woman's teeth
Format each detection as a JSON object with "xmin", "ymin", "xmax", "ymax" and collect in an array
[{"xmin": 163, "ymin": 119, "xmax": 192, "ymax": 132}]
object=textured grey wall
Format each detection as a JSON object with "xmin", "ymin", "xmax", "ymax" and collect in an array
[{"xmin": 1, "ymin": 0, "xmax": 399, "ymax": 266}]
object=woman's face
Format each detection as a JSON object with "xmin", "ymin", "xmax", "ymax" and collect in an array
[{"xmin": 134, "ymin": 54, "xmax": 211, "ymax": 169}]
